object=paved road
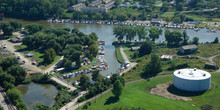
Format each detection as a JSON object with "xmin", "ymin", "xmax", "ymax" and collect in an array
[
  {"xmin": 44, "ymin": 56, "xmax": 64, "ymax": 74},
  {"xmin": 120, "ymin": 46, "xmax": 129, "ymax": 63}
]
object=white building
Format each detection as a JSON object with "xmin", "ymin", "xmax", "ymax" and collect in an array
[
  {"xmin": 173, "ymin": 68, "xmax": 211, "ymax": 92},
  {"xmin": 89, "ymin": 0, "xmax": 103, "ymax": 7}
]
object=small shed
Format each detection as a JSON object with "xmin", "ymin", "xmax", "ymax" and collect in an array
[
  {"xmin": 161, "ymin": 55, "xmax": 173, "ymax": 60},
  {"xmin": 205, "ymin": 63, "xmax": 218, "ymax": 69},
  {"xmin": 130, "ymin": 46, "xmax": 140, "ymax": 51},
  {"xmin": 179, "ymin": 44, "xmax": 198, "ymax": 54},
  {"xmin": 151, "ymin": 18, "xmax": 162, "ymax": 25}
]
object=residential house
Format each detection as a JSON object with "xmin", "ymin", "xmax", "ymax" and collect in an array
[
  {"xmin": 68, "ymin": 3, "xmax": 86, "ymax": 11},
  {"xmin": 89, "ymin": 0, "xmax": 103, "ymax": 7},
  {"xmin": 179, "ymin": 44, "xmax": 198, "ymax": 54}
]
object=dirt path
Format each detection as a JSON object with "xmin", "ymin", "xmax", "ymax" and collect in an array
[{"xmin": 208, "ymin": 54, "xmax": 220, "ymax": 73}]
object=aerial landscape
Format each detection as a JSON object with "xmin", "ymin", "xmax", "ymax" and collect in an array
[{"xmin": 0, "ymin": 0, "xmax": 220, "ymax": 110}]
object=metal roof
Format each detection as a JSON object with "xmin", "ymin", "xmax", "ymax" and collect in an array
[
  {"xmin": 174, "ymin": 68, "xmax": 211, "ymax": 80},
  {"xmin": 181, "ymin": 44, "xmax": 198, "ymax": 50}
]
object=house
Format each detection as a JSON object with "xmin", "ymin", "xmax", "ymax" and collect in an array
[
  {"xmin": 89, "ymin": 0, "xmax": 102, "ymax": 7},
  {"xmin": 151, "ymin": 18, "xmax": 163, "ymax": 25},
  {"xmin": 119, "ymin": 4, "xmax": 126, "ymax": 8},
  {"xmin": 205, "ymin": 63, "xmax": 218, "ymax": 69},
  {"xmin": 179, "ymin": 44, "xmax": 198, "ymax": 54},
  {"xmin": 10, "ymin": 37, "xmax": 23, "ymax": 43},
  {"xmin": 103, "ymin": 1, "xmax": 115, "ymax": 9},
  {"xmin": 124, "ymin": 2, "xmax": 131, "ymax": 7},
  {"xmin": 68, "ymin": 3, "xmax": 86, "ymax": 11},
  {"xmin": 130, "ymin": 46, "xmax": 140, "ymax": 51},
  {"xmin": 161, "ymin": 55, "xmax": 173, "ymax": 60},
  {"xmin": 81, "ymin": 7, "xmax": 108, "ymax": 13},
  {"xmin": 0, "ymin": 13, "xmax": 4, "ymax": 20}
]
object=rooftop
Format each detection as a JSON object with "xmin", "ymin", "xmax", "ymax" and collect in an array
[
  {"xmin": 174, "ymin": 68, "xmax": 211, "ymax": 80},
  {"xmin": 181, "ymin": 44, "xmax": 198, "ymax": 50}
]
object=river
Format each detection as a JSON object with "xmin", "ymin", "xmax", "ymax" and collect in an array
[
  {"xmin": 2, "ymin": 18, "xmax": 220, "ymax": 76},
  {"xmin": 16, "ymin": 83, "xmax": 58, "ymax": 109}
]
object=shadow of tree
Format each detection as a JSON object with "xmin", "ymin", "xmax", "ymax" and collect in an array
[
  {"xmin": 167, "ymin": 84, "xmax": 206, "ymax": 97},
  {"xmin": 104, "ymin": 96, "xmax": 119, "ymax": 105}
]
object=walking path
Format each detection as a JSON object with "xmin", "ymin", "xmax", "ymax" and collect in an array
[{"xmin": 51, "ymin": 76, "xmax": 77, "ymax": 91}]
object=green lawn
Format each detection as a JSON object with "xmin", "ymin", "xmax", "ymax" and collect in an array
[
  {"xmin": 78, "ymin": 74, "xmax": 220, "ymax": 110},
  {"xmin": 161, "ymin": 12, "xmax": 175, "ymax": 18},
  {"xmin": 77, "ymin": 76, "xmax": 199, "ymax": 110},
  {"xmin": 123, "ymin": 48, "xmax": 136, "ymax": 62},
  {"xmin": 192, "ymin": 44, "xmax": 220, "ymax": 58},
  {"xmin": 115, "ymin": 46, "xmax": 125, "ymax": 63}
]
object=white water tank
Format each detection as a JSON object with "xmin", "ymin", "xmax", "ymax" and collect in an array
[{"xmin": 173, "ymin": 68, "xmax": 211, "ymax": 92}]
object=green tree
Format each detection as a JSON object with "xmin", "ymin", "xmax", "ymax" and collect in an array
[
  {"xmin": 113, "ymin": 26, "xmax": 127, "ymax": 41},
  {"xmin": 112, "ymin": 80, "xmax": 124, "ymax": 99},
  {"xmin": 34, "ymin": 104, "xmax": 55, "ymax": 110},
  {"xmin": 139, "ymin": 39, "xmax": 153, "ymax": 56},
  {"xmin": 176, "ymin": 2, "xmax": 184, "ymax": 11},
  {"xmin": 92, "ymin": 70, "xmax": 102, "ymax": 82},
  {"xmin": 110, "ymin": 74, "xmax": 125, "ymax": 86},
  {"xmin": 25, "ymin": 23, "xmax": 43, "ymax": 34},
  {"xmin": 173, "ymin": 17, "xmax": 181, "ymax": 23},
  {"xmin": 160, "ymin": 1, "xmax": 169, "ymax": 12},
  {"xmin": 182, "ymin": 30, "xmax": 189, "ymax": 45},
  {"xmin": 0, "ymin": 105, "xmax": 3, "ymax": 110},
  {"xmin": 165, "ymin": 30, "xmax": 183, "ymax": 46},
  {"xmin": 0, "ymin": 57, "xmax": 19, "ymax": 70},
  {"xmin": 212, "ymin": 37, "xmax": 219, "ymax": 44},
  {"xmin": 145, "ymin": 54, "xmax": 162, "ymax": 76},
  {"xmin": 44, "ymin": 48, "xmax": 56, "ymax": 64},
  {"xmin": 9, "ymin": 21, "xmax": 22, "ymax": 31},
  {"xmin": 7, "ymin": 65, "xmax": 27, "ymax": 84},
  {"xmin": 79, "ymin": 75, "xmax": 91, "ymax": 90},
  {"xmin": 192, "ymin": 37, "xmax": 199, "ymax": 45},
  {"xmin": 0, "ymin": 22, "xmax": 13, "ymax": 36},
  {"xmin": 148, "ymin": 27, "xmax": 162, "ymax": 42},
  {"xmin": 63, "ymin": 59, "xmax": 72, "ymax": 70},
  {"xmin": 136, "ymin": 26, "xmax": 148, "ymax": 41}
]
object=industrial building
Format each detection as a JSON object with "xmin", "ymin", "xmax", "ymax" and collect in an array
[{"xmin": 173, "ymin": 68, "xmax": 211, "ymax": 92}]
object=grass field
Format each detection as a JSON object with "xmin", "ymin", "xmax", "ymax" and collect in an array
[
  {"xmin": 115, "ymin": 46, "xmax": 125, "ymax": 63},
  {"xmin": 213, "ymin": 55, "xmax": 220, "ymax": 66},
  {"xmin": 123, "ymin": 48, "xmax": 136, "ymax": 62},
  {"xmin": 78, "ymin": 74, "xmax": 220, "ymax": 110},
  {"xmin": 192, "ymin": 44, "xmax": 220, "ymax": 58},
  {"xmin": 161, "ymin": 12, "xmax": 175, "ymax": 18},
  {"xmin": 155, "ymin": 1, "xmax": 163, "ymax": 6}
]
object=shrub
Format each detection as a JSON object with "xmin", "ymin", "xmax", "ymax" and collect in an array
[{"xmin": 201, "ymin": 104, "xmax": 213, "ymax": 110}]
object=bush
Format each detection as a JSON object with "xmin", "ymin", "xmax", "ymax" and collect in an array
[
  {"xmin": 78, "ymin": 95, "xmax": 86, "ymax": 103},
  {"xmin": 83, "ymin": 104, "xmax": 88, "ymax": 110},
  {"xmin": 201, "ymin": 104, "xmax": 213, "ymax": 110}
]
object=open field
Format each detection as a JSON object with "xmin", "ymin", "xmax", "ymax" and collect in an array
[
  {"xmin": 77, "ymin": 76, "xmax": 198, "ymax": 110},
  {"xmin": 161, "ymin": 12, "xmax": 175, "ymax": 18},
  {"xmin": 78, "ymin": 74, "xmax": 220, "ymax": 110}
]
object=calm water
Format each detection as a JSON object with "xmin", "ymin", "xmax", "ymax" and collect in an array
[{"xmin": 16, "ymin": 83, "xmax": 58, "ymax": 109}]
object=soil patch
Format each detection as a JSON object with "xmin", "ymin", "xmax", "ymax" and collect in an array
[{"xmin": 150, "ymin": 81, "xmax": 192, "ymax": 101}]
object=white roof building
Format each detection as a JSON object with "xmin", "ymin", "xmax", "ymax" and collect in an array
[{"xmin": 173, "ymin": 68, "xmax": 211, "ymax": 91}]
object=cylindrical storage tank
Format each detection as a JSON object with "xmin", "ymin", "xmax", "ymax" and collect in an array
[{"xmin": 173, "ymin": 68, "xmax": 211, "ymax": 92}]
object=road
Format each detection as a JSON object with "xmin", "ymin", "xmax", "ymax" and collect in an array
[
  {"xmin": 0, "ymin": 87, "xmax": 17, "ymax": 110},
  {"xmin": 119, "ymin": 46, "xmax": 137, "ymax": 75}
]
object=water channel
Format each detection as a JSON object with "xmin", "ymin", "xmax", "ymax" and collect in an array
[{"xmin": 16, "ymin": 83, "xmax": 58, "ymax": 109}]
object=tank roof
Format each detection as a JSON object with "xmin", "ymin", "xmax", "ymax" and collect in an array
[{"xmin": 174, "ymin": 68, "xmax": 211, "ymax": 80}]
